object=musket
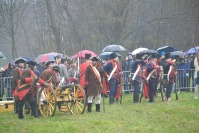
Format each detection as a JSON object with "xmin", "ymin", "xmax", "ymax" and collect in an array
[
  {"xmin": 139, "ymin": 79, "xmax": 144, "ymax": 102},
  {"xmin": 102, "ymin": 78, "xmax": 105, "ymax": 112},
  {"xmin": 175, "ymin": 75, "xmax": 178, "ymax": 100},
  {"xmin": 119, "ymin": 72, "xmax": 123, "ymax": 104},
  {"xmin": 159, "ymin": 66, "xmax": 164, "ymax": 101}
]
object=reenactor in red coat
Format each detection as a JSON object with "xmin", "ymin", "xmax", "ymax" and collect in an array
[
  {"xmin": 17, "ymin": 61, "xmax": 47, "ymax": 119},
  {"xmin": 40, "ymin": 65, "xmax": 60, "ymax": 86},
  {"xmin": 85, "ymin": 56, "xmax": 103, "ymax": 112},
  {"xmin": 103, "ymin": 53, "xmax": 122, "ymax": 104},
  {"xmin": 11, "ymin": 58, "xmax": 26, "ymax": 114},
  {"xmin": 163, "ymin": 53, "xmax": 177, "ymax": 101},
  {"xmin": 145, "ymin": 54, "xmax": 160, "ymax": 102},
  {"xmin": 131, "ymin": 53, "xmax": 146, "ymax": 103}
]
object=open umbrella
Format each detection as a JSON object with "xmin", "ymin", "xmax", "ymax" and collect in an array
[
  {"xmin": 99, "ymin": 52, "xmax": 121, "ymax": 60},
  {"xmin": 35, "ymin": 52, "xmax": 63, "ymax": 63},
  {"xmin": 139, "ymin": 49, "xmax": 158, "ymax": 55},
  {"xmin": 157, "ymin": 46, "xmax": 177, "ymax": 55},
  {"xmin": 102, "ymin": 44, "xmax": 126, "ymax": 52},
  {"xmin": 187, "ymin": 47, "xmax": 199, "ymax": 54},
  {"xmin": 170, "ymin": 51, "xmax": 187, "ymax": 57},
  {"xmin": 21, "ymin": 57, "xmax": 32, "ymax": 62},
  {"xmin": 132, "ymin": 47, "xmax": 148, "ymax": 55},
  {"xmin": 73, "ymin": 50, "xmax": 97, "ymax": 58}
]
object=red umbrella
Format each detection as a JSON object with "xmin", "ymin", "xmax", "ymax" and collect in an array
[
  {"xmin": 35, "ymin": 52, "xmax": 63, "ymax": 63},
  {"xmin": 73, "ymin": 50, "xmax": 97, "ymax": 58}
]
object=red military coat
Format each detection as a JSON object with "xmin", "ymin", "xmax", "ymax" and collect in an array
[
  {"xmin": 17, "ymin": 68, "xmax": 45, "ymax": 100},
  {"xmin": 11, "ymin": 67, "xmax": 23, "ymax": 97},
  {"xmin": 79, "ymin": 61, "xmax": 90, "ymax": 88},
  {"xmin": 85, "ymin": 65, "xmax": 103, "ymax": 97}
]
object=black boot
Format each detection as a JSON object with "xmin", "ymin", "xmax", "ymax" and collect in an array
[
  {"xmin": 14, "ymin": 98, "xmax": 19, "ymax": 114},
  {"xmin": 96, "ymin": 104, "xmax": 100, "ymax": 112},
  {"xmin": 110, "ymin": 95, "xmax": 114, "ymax": 104},
  {"xmin": 30, "ymin": 102, "xmax": 39, "ymax": 118},
  {"xmin": 87, "ymin": 103, "xmax": 92, "ymax": 113},
  {"xmin": 18, "ymin": 101, "xmax": 24, "ymax": 119}
]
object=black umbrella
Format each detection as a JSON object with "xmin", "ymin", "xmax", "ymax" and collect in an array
[
  {"xmin": 99, "ymin": 52, "xmax": 121, "ymax": 60},
  {"xmin": 139, "ymin": 49, "xmax": 158, "ymax": 54},
  {"xmin": 102, "ymin": 44, "xmax": 126, "ymax": 52},
  {"xmin": 157, "ymin": 46, "xmax": 177, "ymax": 55},
  {"xmin": 170, "ymin": 51, "xmax": 187, "ymax": 56}
]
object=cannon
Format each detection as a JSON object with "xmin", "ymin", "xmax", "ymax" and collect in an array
[{"xmin": 37, "ymin": 80, "xmax": 86, "ymax": 117}]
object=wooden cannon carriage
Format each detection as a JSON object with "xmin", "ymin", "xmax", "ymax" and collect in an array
[{"xmin": 37, "ymin": 82, "xmax": 86, "ymax": 117}]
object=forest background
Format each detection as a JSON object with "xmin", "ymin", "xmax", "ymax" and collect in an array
[{"xmin": 0, "ymin": 0, "xmax": 199, "ymax": 61}]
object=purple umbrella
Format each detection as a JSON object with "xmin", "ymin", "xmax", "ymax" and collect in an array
[
  {"xmin": 187, "ymin": 47, "xmax": 199, "ymax": 54},
  {"xmin": 35, "ymin": 52, "xmax": 63, "ymax": 63}
]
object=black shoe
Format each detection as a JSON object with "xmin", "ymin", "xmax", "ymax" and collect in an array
[
  {"xmin": 87, "ymin": 103, "xmax": 92, "ymax": 113},
  {"xmin": 96, "ymin": 104, "xmax": 100, "ymax": 112},
  {"xmin": 19, "ymin": 116, "xmax": 24, "ymax": 119}
]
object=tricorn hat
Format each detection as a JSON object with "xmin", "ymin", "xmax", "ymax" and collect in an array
[
  {"xmin": 110, "ymin": 52, "xmax": 118, "ymax": 59},
  {"xmin": 45, "ymin": 60, "xmax": 55, "ymax": 66},
  {"xmin": 27, "ymin": 61, "xmax": 37, "ymax": 66},
  {"xmin": 85, "ymin": 54, "xmax": 91, "ymax": 59},
  {"xmin": 54, "ymin": 55, "xmax": 61, "ymax": 60},
  {"xmin": 14, "ymin": 58, "xmax": 27, "ymax": 64},
  {"xmin": 52, "ymin": 65, "xmax": 60, "ymax": 73},
  {"xmin": 90, "ymin": 56, "xmax": 100, "ymax": 61}
]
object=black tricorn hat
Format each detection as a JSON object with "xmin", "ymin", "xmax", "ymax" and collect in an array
[
  {"xmin": 110, "ymin": 52, "xmax": 118, "ymax": 59},
  {"xmin": 85, "ymin": 54, "xmax": 91, "ymax": 59},
  {"xmin": 14, "ymin": 58, "xmax": 27, "ymax": 64},
  {"xmin": 45, "ymin": 60, "xmax": 55, "ymax": 66},
  {"xmin": 136, "ymin": 53, "xmax": 143, "ymax": 60},
  {"xmin": 52, "ymin": 65, "xmax": 60, "ymax": 73},
  {"xmin": 54, "ymin": 55, "xmax": 61, "ymax": 60},
  {"xmin": 27, "ymin": 61, "xmax": 37, "ymax": 66},
  {"xmin": 165, "ymin": 52, "xmax": 171, "ymax": 59},
  {"xmin": 90, "ymin": 56, "xmax": 100, "ymax": 61}
]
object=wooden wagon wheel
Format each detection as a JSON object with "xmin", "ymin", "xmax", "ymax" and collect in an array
[
  {"xmin": 37, "ymin": 86, "xmax": 57, "ymax": 117},
  {"xmin": 67, "ymin": 84, "xmax": 86, "ymax": 115}
]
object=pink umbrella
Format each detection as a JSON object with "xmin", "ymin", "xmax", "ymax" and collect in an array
[
  {"xmin": 73, "ymin": 50, "xmax": 97, "ymax": 58},
  {"xmin": 35, "ymin": 52, "xmax": 63, "ymax": 63}
]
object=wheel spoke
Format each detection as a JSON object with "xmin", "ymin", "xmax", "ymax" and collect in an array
[{"xmin": 38, "ymin": 87, "xmax": 56, "ymax": 117}]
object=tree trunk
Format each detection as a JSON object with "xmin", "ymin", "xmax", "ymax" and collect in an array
[{"xmin": 45, "ymin": 0, "xmax": 61, "ymax": 52}]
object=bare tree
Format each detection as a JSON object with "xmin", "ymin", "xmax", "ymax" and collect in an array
[
  {"xmin": 0, "ymin": 0, "xmax": 28, "ymax": 59},
  {"xmin": 45, "ymin": 0, "xmax": 62, "ymax": 53}
]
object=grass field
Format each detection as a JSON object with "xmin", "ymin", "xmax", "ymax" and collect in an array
[{"xmin": 0, "ymin": 92, "xmax": 199, "ymax": 133}]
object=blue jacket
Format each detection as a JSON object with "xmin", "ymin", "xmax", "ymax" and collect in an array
[
  {"xmin": 195, "ymin": 71, "xmax": 199, "ymax": 85},
  {"xmin": 176, "ymin": 62, "xmax": 190, "ymax": 78}
]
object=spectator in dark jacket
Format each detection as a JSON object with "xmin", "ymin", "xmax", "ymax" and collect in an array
[
  {"xmin": 176, "ymin": 58, "xmax": 190, "ymax": 92},
  {"xmin": 3, "ymin": 63, "xmax": 15, "ymax": 100}
]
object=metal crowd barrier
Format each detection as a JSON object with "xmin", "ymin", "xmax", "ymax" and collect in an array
[
  {"xmin": 122, "ymin": 71, "xmax": 133, "ymax": 93},
  {"xmin": 0, "ymin": 69, "xmax": 196, "ymax": 100},
  {"xmin": 176, "ymin": 69, "xmax": 195, "ymax": 92},
  {"xmin": 0, "ymin": 77, "xmax": 14, "ymax": 101},
  {"xmin": 122, "ymin": 69, "xmax": 196, "ymax": 93}
]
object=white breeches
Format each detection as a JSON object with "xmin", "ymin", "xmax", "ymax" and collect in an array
[{"xmin": 88, "ymin": 94, "xmax": 101, "ymax": 104}]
